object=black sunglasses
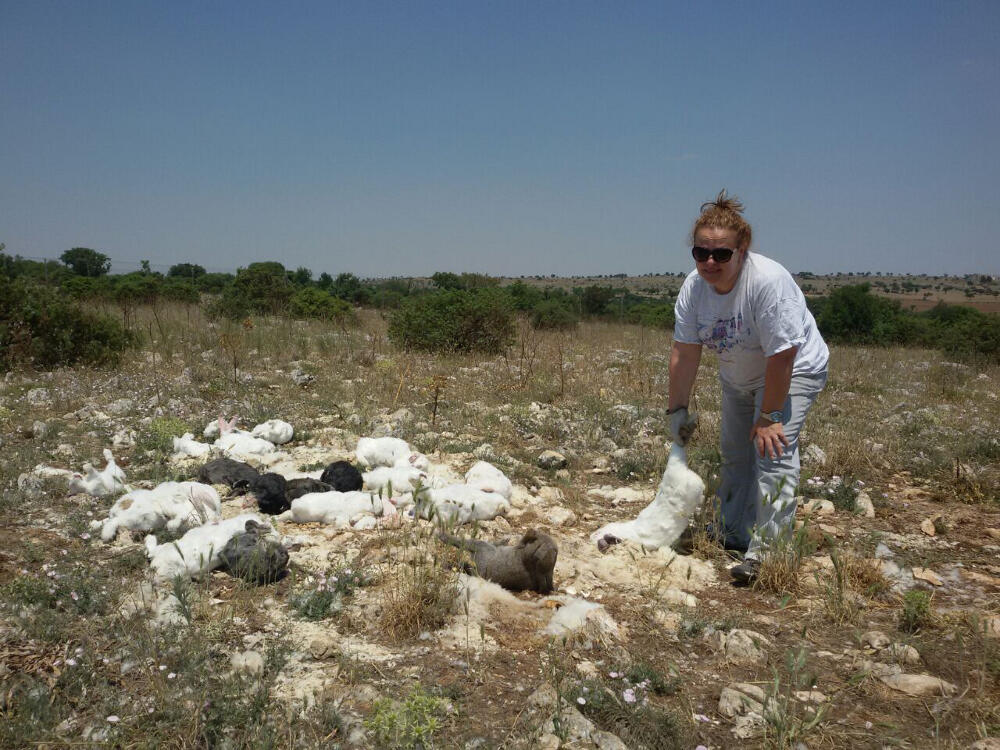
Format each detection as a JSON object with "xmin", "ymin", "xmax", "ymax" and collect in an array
[{"xmin": 692, "ymin": 246, "xmax": 736, "ymax": 263}]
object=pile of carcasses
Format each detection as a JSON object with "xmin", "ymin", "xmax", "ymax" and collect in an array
[{"xmin": 61, "ymin": 418, "xmax": 514, "ymax": 584}]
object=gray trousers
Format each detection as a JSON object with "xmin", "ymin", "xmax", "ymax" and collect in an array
[{"xmin": 716, "ymin": 370, "xmax": 827, "ymax": 560}]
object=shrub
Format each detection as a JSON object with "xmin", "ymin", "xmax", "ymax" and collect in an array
[
  {"xmin": 288, "ymin": 287, "xmax": 353, "ymax": 321},
  {"xmin": 531, "ymin": 298, "xmax": 579, "ymax": 330},
  {"xmin": 899, "ymin": 589, "xmax": 932, "ymax": 632},
  {"xmin": 626, "ymin": 302, "xmax": 675, "ymax": 329},
  {"xmin": 387, "ymin": 289, "xmax": 514, "ymax": 354},
  {"xmin": 812, "ymin": 284, "xmax": 909, "ymax": 344},
  {"xmin": 563, "ymin": 673, "xmax": 685, "ymax": 750},
  {"xmin": 0, "ymin": 276, "xmax": 132, "ymax": 371},
  {"xmin": 290, "ymin": 563, "xmax": 370, "ymax": 620},
  {"xmin": 365, "ymin": 684, "xmax": 447, "ymax": 749},
  {"xmin": 209, "ymin": 262, "xmax": 294, "ymax": 319}
]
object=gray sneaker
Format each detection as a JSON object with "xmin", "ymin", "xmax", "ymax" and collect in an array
[{"xmin": 730, "ymin": 558, "xmax": 761, "ymax": 584}]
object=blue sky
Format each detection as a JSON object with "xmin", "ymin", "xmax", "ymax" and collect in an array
[{"xmin": 2, "ymin": 1, "xmax": 998, "ymax": 277}]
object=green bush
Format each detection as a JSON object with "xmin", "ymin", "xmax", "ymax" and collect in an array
[
  {"xmin": 626, "ymin": 302, "xmax": 675, "ymax": 329},
  {"xmin": 811, "ymin": 284, "xmax": 909, "ymax": 344},
  {"xmin": 288, "ymin": 287, "xmax": 353, "ymax": 321},
  {"xmin": 809, "ymin": 285, "xmax": 1000, "ymax": 362},
  {"xmin": 365, "ymin": 685, "xmax": 447, "ymax": 749},
  {"xmin": 387, "ymin": 288, "xmax": 514, "ymax": 353},
  {"xmin": 0, "ymin": 276, "xmax": 132, "ymax": 371},
  {"xmin": 531, "ymin": 298, "xmax": 579, "ymax": 330},
  {"xmin": 209, "ymin": 262, "xmax": 294, "ymax": 319},
  {"xmin": 899, "ymin": 589, "xmax": 932, "ymax": 632}
]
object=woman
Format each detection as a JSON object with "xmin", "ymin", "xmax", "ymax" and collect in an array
[{"xmin": 668, "ymin": 191, "xmax": 828, "ymax": 583}]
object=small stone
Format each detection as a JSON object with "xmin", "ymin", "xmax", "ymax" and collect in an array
[
  {"xmin": 544, "ymin": 506, "xmax": 577, "ymax": 527},
  {"xmin": 712, "ymin": 629, "xmax": 771, "ymax": 665},
  {"xmin": 803, "ymin": 444, "xmax": 827, "ymax": 467},
  {"xmin": 537, "ymin": 450, "xmax": 567, "ymax": 470},
  {"xmin": 718, "ymin": 683, "xmax": 765, "ymax": 718},
  {"xmin": 920, "ymin": 517, "xmax": 938, "ymax": 537},
  {"xmin": 970, "ymin": 739, "xmax": 1000, "ymax": 750},
  {"xmin": 732, "ymin": 712, "xmax": 765, "ymax": 739},
  {"xmin": 912, "ymin": 567, "xmax": 943, "ymax": 586},
  {"xmin": 473, "ymin": 444, "xmax": 497, "ymax": 460},
  {"xmin": 854, "ymin": 490, "xmax": 875, "ymax": 518},
  {"xmin": 309, "ymin": 636, "xmax": 338, "ymax": 660},
  {"xmin": 230, "ymin": 650, "xmax": 265, "ymax": 675},
  {"xmin": 793, "ymin": 690, "xmax": 827, "ymax": 703},
  {"xmin": 861, "ymin": 630, "xmax": 891, "ymax": 650},
  {"xmin": 31, "ymin": 420, "xmax": 48, "ymax": 439},
  {"xmin": 662, "ymin": 588, "xmax": 698, "ymax": 608},
  {"xmin": 885, "ymin": 643, "xmax": 921, "ymax": 665},
  {"xmin": 801, "ymin": 498, "xmax": 835, "ymax": 516},
  {"xmin": 26, "ymin": 388, "xmax": 51, "ymax": 406},
  {"xmin": 978, "ymin": 614, "xmax": 1000, "ymax": 640},
  {"xmin": 878, "ymin": 673, "xmax": 957, "ymax": 697}
]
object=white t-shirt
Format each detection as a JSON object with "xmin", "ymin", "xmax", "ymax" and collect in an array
[{"xmin": 673, "ymin": 253, "xmax": 829, "ymax": 390}]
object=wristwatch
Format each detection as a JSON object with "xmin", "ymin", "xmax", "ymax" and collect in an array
[{"xmin": 761, "ymin": 410, "xmax": 784, "ymax": 424}]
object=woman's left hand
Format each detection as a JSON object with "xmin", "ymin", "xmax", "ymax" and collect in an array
[{"xmin": 750, "ymin": 418, "xmax": 789, "ymax": 459}]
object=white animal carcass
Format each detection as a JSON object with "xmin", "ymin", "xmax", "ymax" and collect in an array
[
  {"xmin": 355, "ymin": 437, "xmax": 411, "ymax": 468},
  {"xmin": 251, "ymin": 419, "xmax": 294, "ymax": 445},
  {"xmin": 418, "ymin": 484, "xmax": 510, "ymax": 525},
  {"xmin": 144, "ymin": 513, "xmax": 272, "ymax": 580},
  {"xmin": 172, "ymin": 433, "xmax": 211, "ymax": 459},
  {"xmin": 284, "ymin": 490, "xmax": 392, "ymax": 527},
  {"xmin": 590, "ymin": 443, "xmax": 705, "ymax": 550},
  {"xmin": 90, "ymin": 481, "xmax": 222, "ymax": 542},
  {"xmin": 363, "ymin": 466, "xmax": 428, "ymax": 495},
  {"xmin": 464, "ymin": 461, "xmax": 512, "ymax": 500},
  {"xmin": 214, "ymin": 431, "xmax": 275, "ymax": 458},
  {"xmin": 68, "ymin": 449, "xmax": 127, "ymax": 497}
]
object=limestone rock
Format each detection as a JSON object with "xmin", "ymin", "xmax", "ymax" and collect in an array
[
  {"xmin": 801, "ymin": 498, "xmax": 835, "ymax": 516},
  {"xmin": 545, "ymin": 506, "xmax": 578, "ymax": 527},
  {"xmin": 878, "ymin": 673, "xmax": 957, "ymax": 697},
  {"xmin": 732, "ymin": 712, "xmax": 765, "ymax": 739},
  {"xmin": 711, "ymin": 629, "xmax": 771, "ymax": 665},
  {"xmin": 26, "ymin": 388, "xmax": 51, "ymax": 406},
  {"xmin": 230, "ymin": 650, "xmax": 265, "ymax": 675},
  {"xmin": 979, "ymin": 614, "xmax": 1000, "ymax": 640},
  {"xmin": 886, "ymin": 643, "xmax": 921, "ymax": 665},
  {"xmin": 855, "ymin": 490, "xmax": 875, "ymax": 518},
  {"xmin": 803, "ymin": 444, "xmax": 827, "ymax": 467},
  {"xmin": 537, "ymin": 450, "xmax": 567, "ymax": 470},
  {"xmin": 662, "ymin": 588, "xmax": 698, "ymax": 608},
  {"xmin": 970, "ymin": 739, "xmax": 1000, "ymax": 750},
  {"xmin": 920, "ymin": 516, "xmax": 939, "ymax": 537},
  {"xmin": 861, "ymin": 630, "xmax": 891, "ymax": 651},
  {"xmin": 309, "ymin": 635, "xmax": 339, "ymax": 660},
  {"xmin": 912, "ymin": 567, "xmax": 943, "ymax": 586},
  {"xmin": 718, "ymin": 683, "xmax": 765, "ymax": 718}
]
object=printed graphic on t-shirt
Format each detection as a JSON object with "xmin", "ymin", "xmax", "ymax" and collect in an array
[{"xmin": 698, "ymin": 312, "xmax": 751, "ymax": 354}]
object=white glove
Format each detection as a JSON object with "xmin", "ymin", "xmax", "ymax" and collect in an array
[{"xmin": 668, "ymin": 407, "xmax": 698, "ymax": 446}]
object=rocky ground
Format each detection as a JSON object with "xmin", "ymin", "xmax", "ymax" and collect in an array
[{"xmin": 1, "ymin": 309, "xmax": 998, "ymax": 749}]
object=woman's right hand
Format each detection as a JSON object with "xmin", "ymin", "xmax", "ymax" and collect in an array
[{"xmin": 669, "ymin": 407, "xmax": 698, "ymax": 446}]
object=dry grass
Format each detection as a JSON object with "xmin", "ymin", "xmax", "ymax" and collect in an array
[
  {"xmin": 371, "ymin": 525, "xmax": 461, "ymax": 643},
  {"xmin": 754, "ymin": 525, "xmax": 816, "ymax": 596}
]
